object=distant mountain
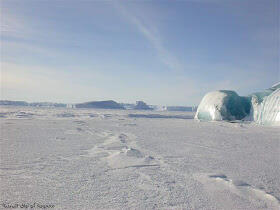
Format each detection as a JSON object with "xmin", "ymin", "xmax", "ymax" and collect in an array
[
  {"xmin": 0, "ymin": 100, "xmax": 28, "ymax": 106},
  {"xmin": 76, "ymin": 100, "xmax": 125, "ymax": 109}
]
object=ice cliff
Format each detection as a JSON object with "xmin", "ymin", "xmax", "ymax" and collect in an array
[
  {"xmin": 251, "ymin": 83, "xmax": 280, "ymax": 125},
  {"xmin": 195, "ymin": 83, "xmax": 279, "ymax": 125}
]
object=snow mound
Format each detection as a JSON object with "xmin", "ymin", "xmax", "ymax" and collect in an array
[{"xmin": 195, "ymin": 90, "xmax": 250, "ymax": 121}]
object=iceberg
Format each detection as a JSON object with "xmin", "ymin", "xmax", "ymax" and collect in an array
[
  {"xmin": 134, "ymin": 101, "xmax": 153, "ymax": 110},
  {"xmin": 195, "ymin": 83, "xmax": 279, "ymax": 125},
  {"xmin": 75, "ymin": 100, "xmax": 125, "ymax": 109},
  {"xmin": 194, "ymin": 90, "xmax": 251, "ymax": 121}
]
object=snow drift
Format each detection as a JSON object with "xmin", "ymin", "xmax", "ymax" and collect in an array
[{"xmin": 195, "ymin": 83, "xmax": 280, "ymax": 125}]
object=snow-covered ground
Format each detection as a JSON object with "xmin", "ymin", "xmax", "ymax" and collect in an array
[{"xmin": 0, "ymin": 106, "xmax": 279, "ymax": 209}]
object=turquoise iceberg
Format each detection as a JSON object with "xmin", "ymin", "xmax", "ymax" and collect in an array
[
  {"xmin": 195, "ymin": 90, "xmax": 250, "ymax": 121},
  {"xmin": 195, "ymin": 83, "xmax": 279, "ymax": 125}
]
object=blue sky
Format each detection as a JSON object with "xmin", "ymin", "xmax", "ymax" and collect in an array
[{"xmin": 1, "ymin": 0, "xmax": 279, "ymax": 105}]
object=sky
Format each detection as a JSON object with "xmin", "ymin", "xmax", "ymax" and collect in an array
[{"xmin": 1, "ymin": 0, "xmax": 279, "ymax": 106}]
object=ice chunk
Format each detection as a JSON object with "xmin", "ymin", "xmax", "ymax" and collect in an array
[{"xmin": 195, "ymin": 90, "xmax": 251, "ymax": 121}]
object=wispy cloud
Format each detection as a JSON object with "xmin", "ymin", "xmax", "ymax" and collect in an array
[
  {"xmin": 1, "ymin": 8, "xmax": 30, "ymax": 38},
  {"xmin": 113, "ymin": 2, "xmax": 184, "ymax": 73}
]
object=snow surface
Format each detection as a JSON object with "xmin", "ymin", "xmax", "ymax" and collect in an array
[{"xmin": 1, "ymin": 106, "xmax": 279, "ymax": 209}]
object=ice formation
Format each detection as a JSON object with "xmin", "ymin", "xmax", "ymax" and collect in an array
[
  {"xmin": 252, "ymin": 84, "xmax": 280, "ymax": 125},
  {"xmin": 195, "ymin": 83, "xmax": 280, "ymax": 125},
  {"xmin": 194, "ymin": 90, "xmax": 250, "ymax": 121},
  {"xmin": 134, "ymin": 101, "xmax": 153, "ymax": 110},
  {"xmin": 75, "ymin": 100, "xmax": 125, "ymax": 109}
]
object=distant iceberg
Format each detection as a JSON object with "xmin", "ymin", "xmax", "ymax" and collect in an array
[
  {"xmin": 195, "ymin": 83, "xmax": 279, "ymax": 125},
  {"xmin": 29, "ymin": 102, "xmax": 66, "ymax": 107},
  {"xmin": 167, "ymin": 106, "xmax": 197, "ymax": 112},
  {"xmin": 0, "ymin": 100, "xmax": 28, "ymax": 106},
  {"xmin": 134, "ymin": 101, "xmax": 153, "ymax": 110},
  {"xmin": 76, "ymin": 100, "xmax": 125, "ymax": 109},
  {"xmin": 121, "ymin": 101, "xmax": 154, "ymax": 110}
]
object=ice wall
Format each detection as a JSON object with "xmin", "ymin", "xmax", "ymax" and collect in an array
[{"xmin": 255, "ymin": 88, "xmax": 280, "ymax": 125}]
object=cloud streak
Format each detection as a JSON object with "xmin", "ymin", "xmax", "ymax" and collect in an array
[
  {"xmin": 114, "ymin": 2, "xmax": 184, "ymax": 73},
  {"xmin": 1, "ymin": 8, "xmax": 31, "ymax": 39}
]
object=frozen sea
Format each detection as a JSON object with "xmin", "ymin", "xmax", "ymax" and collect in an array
[{"xmin": 0, "ymin": 106, "xmax": 279, "ymax": 209}]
